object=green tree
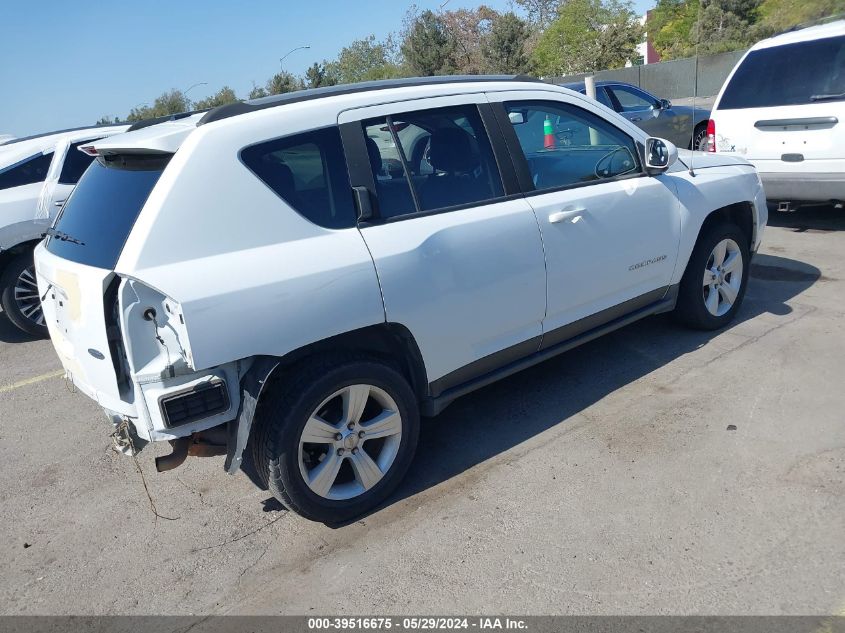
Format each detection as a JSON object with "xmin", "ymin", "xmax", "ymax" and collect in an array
[
  {"xmin": 265, "ymin": 71, "xmax": 303, "ymax": 96},
  {"xmin": 753, "ymin": 0, "xmax": 845, "ymax": 37},
  {"xmin": 483, "ymin": 12, "xmax": 531, "ymax": 74},
  {"xmin": 532, "ymin": 0, "xmax": 642, "ymax": 75},
  {"xmin": 324, "ymin": 35, "xmax": 403, "ymax": 84},
  {"xmin": 401, "ymin": 9, "xmax": 456, "ymax": 75},
  {"xmin": 126, "ymin": 89, "xmax": 192, "ymax": 122},
  {"xmin": 248, "ymin": 83, "xmax": 268, "ymax": 99},
  {"xmin": 305, "ymin": 62, "xmax": 337, "ymax": 88},
  {"xmin": 193, "ymin": 86, "xmax": 239, "ymax": 110},
  {"xmin": 96, "ymin": 115, "xmax": 120, "ymax": 125}
]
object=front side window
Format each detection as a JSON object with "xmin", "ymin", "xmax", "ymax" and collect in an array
[
  {"xmin": 362, "ymin": 104, "xmax": 504, "ymax": 220},
  {"xmin": 0, "ymin": 152, "xmax": 53, "ymax": 190},
  {"xmin": 241, "ymin": 126, "xmax": 356, "ymax": 229},
  {"xmin": 608, "ymin": 85, "xmax": 658, "ymax": 112},
  {"xmin": 505, "ymin": 100, "xmax": 641, "ymax": 191},
  {"xmin": 719, "ymin": 35, "xmax": 845, "ymax": 109},
  {"xmin": 59, "ymin": 141, "xmax": 98, "ymax": 185}
]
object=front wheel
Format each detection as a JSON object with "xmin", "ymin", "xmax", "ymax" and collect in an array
[
  {"xmin": 674, "ymin": 223, "xmax": 750, "ymax": 330},
  {"xmin": 0, "ymin": 252, "xmax": 48, "ymax": 338},
  {"xmin": 252, "ymin": 358, "xmax": 419, "ymax": 523}
]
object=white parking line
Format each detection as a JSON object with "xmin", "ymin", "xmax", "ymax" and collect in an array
[{"xmin": 0, "ymin": 369, "xmax": 65, "ymax": 394}]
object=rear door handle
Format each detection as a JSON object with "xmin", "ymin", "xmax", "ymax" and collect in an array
[
  {"xmin": 630, "ymin": 116, "xmax": 642, "ymax": 122},
  {"xmin": 54, "ymin": 200, "xmax": 66, "ymax": 208},
  {"xmin": 549, "ymin": 208, "xmax": 585, "ymax": 224}
]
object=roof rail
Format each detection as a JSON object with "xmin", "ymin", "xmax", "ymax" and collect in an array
[
  {"xmin": 126, "ymin": 109, "xmax": 207, "ymax": 132},
  {"xmin": 0, "ymin": 122, "xmax": 126, "ymax": 147},
  {"xmin": 198, "ymin": 75, "xmax": 542, "ymax": 126}
]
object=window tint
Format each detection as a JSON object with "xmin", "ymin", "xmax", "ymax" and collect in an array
[
  {"xmin": 46, "ymin": 154, "xmax": 169, "ymax": 269},
  {"xmin": 59, "ymin": 141, "xmax": 97, "ymax": 184},
  {"xmin": 506, "ymin": 100, "xmax": 641, "ymax": 191},
  {"xmin": 608, "ymin": 85, "xmax": 657, "ymax": 112},
  {"xmin": 241, "ymin": 126, "xmax": 356, "ymax": 229},
  {"xmin": 719, "ymin": 35, "xmax": 845, "ymax": 109},
  {"xmin": 0, "ymin": 152, "xmax": 53, "ymax": 190},
  {"xmin": 363, "ymin": 105, "xmax": 504, "ymax": 219}
]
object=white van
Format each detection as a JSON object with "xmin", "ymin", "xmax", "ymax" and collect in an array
[{"xmin": 708, "ymin": 19, "xmax": 845, "ymax": 208}]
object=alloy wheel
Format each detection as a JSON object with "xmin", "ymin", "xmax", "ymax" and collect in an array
[
  {"xmin": 13, "ymin": 265, "xmax": 44, "ymax": 326},
  {"xmin": 298, "ymin": 384, "xmax": 403, "ymax": 501},
  {"xmin": 702, "ymin": 238, "xmax": 743, "ymax": 317}
]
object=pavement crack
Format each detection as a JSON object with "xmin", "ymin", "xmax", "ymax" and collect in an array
[{"xmin": 190, "ymin": 514, "xmax": 286, "ymax": 553}]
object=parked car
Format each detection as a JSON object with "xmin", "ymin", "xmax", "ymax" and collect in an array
[
  {"xmin": 35, "ymin": 76, "xmax": 766, "ymax": 523},
  {"xmin": 560, "ymin": 80, "xmax": 711, "ymax": 151},
  {"xmin": 708, "ymin": 18, "xmax": 845, "ymax": 209},
  {"xmin": 0, "ymin": 124, "xmax": 128, "ymax": 335}
]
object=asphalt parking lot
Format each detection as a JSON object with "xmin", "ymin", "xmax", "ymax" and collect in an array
[{"xmin": 1, "ymin": 206, "xmax": 843, "ymax": 616}]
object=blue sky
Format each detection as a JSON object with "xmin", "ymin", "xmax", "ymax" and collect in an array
[{"xmin": 0, "ymin": 0, "xmax": 653, "ymax": 137}]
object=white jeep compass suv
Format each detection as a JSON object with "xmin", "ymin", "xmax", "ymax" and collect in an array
[
  {"xmin": 708, "ymin": 19, "xmax": 845, "ymax": 209},
  {"xmin": 0, "ymin": 124, "xmax": 128, "ymax": 335},
  {"xmin": 35, "ymin": 76, "xmax": 767, "ymax": 523}
]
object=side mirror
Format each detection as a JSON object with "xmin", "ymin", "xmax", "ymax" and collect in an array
[
  {"xmin": 659, "ymin": 98, "xmax": 672, "ymax": 110},
  {"xmin": 644, "ymin": 137, "xmax": 678, "ymax": 175}
]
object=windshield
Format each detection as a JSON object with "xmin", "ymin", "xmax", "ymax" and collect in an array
[
  {"xmin": 46, "ymin": 153, "xmax": 170, "ymax": 269},
  {"xmin": 718, "ymin": 34, "xmax": 845, "ymax": 109}
]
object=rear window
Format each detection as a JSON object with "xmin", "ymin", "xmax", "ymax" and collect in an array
[
  {"xmin": 46, "ymin": 154, "xmax": 169, "ymax": 269},
  {"xmin": 58, "ymin": 141, "xmax": 98, "ymax": 185},
  {"xmin": 719, "ymin": 35, "xmax": 845, "ymax": 109}
]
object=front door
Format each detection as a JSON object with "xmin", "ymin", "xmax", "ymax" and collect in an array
[{"xmin": 490, "ymin": 92, "xmax": 681, "ymax": 345}]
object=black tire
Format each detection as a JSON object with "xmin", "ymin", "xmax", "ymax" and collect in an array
[
  {"xmin": 691, "ymin": 122, "xmax": 708, "ymax": 151},
  {"xmin": 674, "ymin": 222, "xmax": 750, "ymax": 330},
  {"xmin": 0, "ymin": 252, "xmax": 48, "ymax": 338},
  {"xmin": 252, "ymin": 356, "xmax": 419, "ymax": 523}
]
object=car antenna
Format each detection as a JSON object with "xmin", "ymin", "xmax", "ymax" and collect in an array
[{"xmin": 689, "ymin": 7, "xmax": 700, "ymax": 178}]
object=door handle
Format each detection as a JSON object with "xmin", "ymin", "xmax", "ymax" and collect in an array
[
  {"xmin": 549, "ymin": 208, "xmax": 585, "ymax": 224},
  {"xmin": 630, "ymin": 116, "xmax": 642, "ymax": 122},
  {"xmin": 54, "ymin": 200, "xmax": 66, "ymax": 208}
]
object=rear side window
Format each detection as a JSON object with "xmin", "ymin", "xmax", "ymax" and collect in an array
[
  {"xmin": 719, "ymin": 35, "xmax": 845, "ymax": 109},
  {"xmin": 46, "ymin": 154, "xmax": 169, "ymax": 269},
  {"xmin": 241, "ymin": 126, "xmax": 356, "ymax": 229},
  {"xmin": 58, "ymin": 142, "xmax": 98, "ymax": 184},
  {"xmin": 0, "ymin": 152, "xmax": 53, "ymax": 190}
]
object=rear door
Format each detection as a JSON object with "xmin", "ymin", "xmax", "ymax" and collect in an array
[
  {"xmin": 488, "ymin": 90, "xmax": 680, "ymax": 344},
  {"xmin": 338, "ymin": 95, "xmax": 547, "ymax": 394},
  {"xmin": 713, "ymin": 34, "xmax": 845, "ymax": 172}
]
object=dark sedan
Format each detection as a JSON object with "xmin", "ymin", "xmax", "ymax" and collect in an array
[{"xmin": 560, "ymin": 80, "xmax": 710, "ymax": 150}]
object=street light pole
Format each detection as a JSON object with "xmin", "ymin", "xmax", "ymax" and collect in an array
[{"xmin": 279, "ymin": 46, "xmax": 311, "ymax": 73}]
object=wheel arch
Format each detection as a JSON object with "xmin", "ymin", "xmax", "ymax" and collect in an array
[
  {"xmin": 224, "ymin": 323, "xmax": 429, "ymax": 475},
  {"xmin": 0, "ymin": 239, "xmax": 41, "ymax": 279},
  {"xmin": 699, "ymin": 201, "xmax": 756, "ymax": 250}
]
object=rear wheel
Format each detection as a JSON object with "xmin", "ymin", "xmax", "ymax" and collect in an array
[
  {"xmin": 691, "ymin": 122, "xmax": 708, "ymax": 151},
  {"xmin": 0, "ymin": 252, "xmax": 48, "ymax": 338},
  {"xmin": 674, "ymin": 223, "xmax": 750, "ymax": 330},
  {"xmin": 252, "ymin": 357, "xmax": 419, "ymax": 523}
]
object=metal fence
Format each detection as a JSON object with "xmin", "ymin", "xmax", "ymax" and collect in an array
[{"xmin": 546, "ymin": 49, "xmax": 747, "ymax": 99}]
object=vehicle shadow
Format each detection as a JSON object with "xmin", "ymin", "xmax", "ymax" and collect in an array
[
  {"xmin": 767, "ymin": 205, "xmax": 845, "ymax": 233},
  {"xmin": 0, "ymin": 311, "xmax": 39, "ymax": 344},
  {"xmin": 329, "ymin": 252, "xmax": 820, "ymax": 527}
]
